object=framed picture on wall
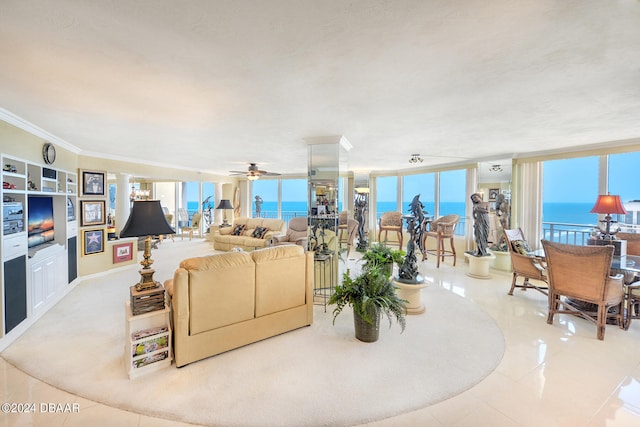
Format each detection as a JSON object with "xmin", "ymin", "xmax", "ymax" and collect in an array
[
  {"xmin": 83, "ymin": 228, "xmax": 104, "ymax": 255},
  {"xmin": 488, "ymin": 188, "xmax": 499, "ymax": 201},
  {"xmin": 81, "ymin": 170, "xmax": 106, "ymax": 196},
  {"xmin": 80, "ymin": 200, "xmax": 106, "ymax": 226},
  {"xmin": 113, "ymin": 241, "xmax": 134, "ymax": 263}
]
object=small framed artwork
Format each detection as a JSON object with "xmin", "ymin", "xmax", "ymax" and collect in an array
[
  {"xmin": 80, "ymin": 200, "xmax": 106, "ymax": 226},
  {"xmin": 83, "ymin": 228, "xmax": 105, "ymax": 256},
  {"xmin": 488, "ymin": 188, "xmax": 500, "ymax": 201},
  {"xmin": 113, "ymin": 241, "xmax": 134, "ymax": 263},
  {"xmin": 81, "ymin": 170, "xmax": 106, "ymax": 196}
]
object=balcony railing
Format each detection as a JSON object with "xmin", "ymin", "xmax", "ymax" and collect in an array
[
  {"xmin": 542, "ymin": 221, "xmax": 640, "ymax": 244},
  {"xmin": 253, "ymin": 212, "xmax": 640, "ymax": 243}
]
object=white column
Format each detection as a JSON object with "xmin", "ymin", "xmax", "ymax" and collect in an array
[{"xmin": 116, "ymin": 173, "xmax": 131, "ymax": 235}]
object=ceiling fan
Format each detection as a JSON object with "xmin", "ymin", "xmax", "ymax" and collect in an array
[{"xmin": 229, "ymin": 163, "xmax": 281, "ymax": 181}]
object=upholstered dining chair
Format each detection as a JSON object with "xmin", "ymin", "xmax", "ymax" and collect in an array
[
  {"xmin": 503, "ymin": 228, "xmax": 548, "ymax": 295},
  {"xmin": 377, "ymin": 211, "xmax": 403, "ymax": 249},
  {"xmin": 541, "ymin": 240, "xmax": 624, "ymax": 340},
  {"xmin": 421, "ymin": 214, "xmax": 460, "ymax": 267},
  {"xmin": 181, "ymin": 212, "xmax": 202, "ymax": 240},
  {"xmin": 614, "ymin": 232, "xmax": 640, "ymax": 330}
]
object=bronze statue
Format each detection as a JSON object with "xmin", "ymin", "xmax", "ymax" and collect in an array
[
  {"xmin": 355, "ymin": 192, "xmax": 368, "ymax": 251},
  {"xmin": 468, "ymin": 192, "xmax": 490, "ymax": 256},
  {"xmin": 254, "ymin": 195, "xmax": 263, "ymax": 217},
  {"xmin": 492, "ymin": 193, "xmax": 510, "ymax": 251},
  {"xmin": 397, "ymin": 194, "xmax": 425, "ymax": 283}
]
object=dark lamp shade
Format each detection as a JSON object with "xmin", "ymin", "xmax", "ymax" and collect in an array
[
  {"xmin": 120, "ymin": 200, "xmax": 175, "ymax": 237},
  {"xmin": 589, "ymin": 195, "xmax": 627, "ymax": 215},
  {"xmin": 216, "ymin": 199, "xmax": 233, "ymax": 210}
]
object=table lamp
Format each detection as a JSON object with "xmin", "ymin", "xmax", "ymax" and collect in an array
[
  {"xmin": 216, "ymin": 199, "xmax": 233, "ymax": 227},
  {"xmin": 120, "ymin": 200, "xmax": 175, "ymax": 291},
  {"xmin": 590, "ymin": 194, "xmax": 627, "ymax": 240}
]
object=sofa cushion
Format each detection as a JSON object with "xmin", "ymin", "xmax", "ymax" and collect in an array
[
  {"xmin": 252, "ymin": 226, "xmax": 268, "ymax": 239},
  {"xmin": 246, "ymin": 218, "xmax": 263, "ymax": 229},
  {"xmin": 251, "ymin": 246, "xmax": 307, "ymax": 317},
  {"xmin": 181, "ymin": 252, "xmax": 256, "ymax": 335},
  {"xmin": 232, "ymin": 224, "xmax": 245, "ymax": 236},
  {"xmin": 262, "ymin": 218, "xmax": 284, "ymax": 232}
]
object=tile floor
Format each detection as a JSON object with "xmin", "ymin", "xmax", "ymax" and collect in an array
[{"xmin": 1, "ymin": 246, "xmax": 639, "ymax": 427}]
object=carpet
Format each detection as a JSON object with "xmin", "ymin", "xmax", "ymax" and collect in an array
[{"xmin": 1, "ymin": 240, "xmax": 505, "ymax": 427}]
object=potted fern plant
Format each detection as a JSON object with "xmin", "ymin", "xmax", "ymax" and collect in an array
[
  {"xmin": 361, "ymin": 242, "xmax": 405, "ymax": 279},
  {"xmin": 328, "ymin": 264, "xmax": 407, "ymax": 342}
]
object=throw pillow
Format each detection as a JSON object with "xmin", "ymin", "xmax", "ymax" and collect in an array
[
  {"xmin": 232, "ymin": 224, "xmax": 245, "ymax": 236},
  {"xmin": 252, "ymin": 226, "xmax": 268, "ymax": 239},
  {"xmin": 511, "ymin": 239, "xmax": 532, "ymax": 255}
]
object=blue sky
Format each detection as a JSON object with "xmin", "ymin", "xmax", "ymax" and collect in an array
[{"xmin": 544, "ymin": 152, "xmax": 639, "ymax": 203}]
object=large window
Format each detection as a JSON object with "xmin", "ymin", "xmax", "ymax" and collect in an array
[
  {"xmin": 281, "ymin": 179, "xmax": 308, "ymax": 221},
  {"xmin": 438, "ymin": 169, "xmax": 466, "ymax": 235},
  {"xmin": 375, "ymin": 176, "xmax": 398, "ymax": 221},
  {"xmin": 402, "ymin": 173, "xmax": 434, "ymax": 217},
  {"xmin": 542, "ymin": 156, "xmax": 599, "ymax": 243},
  {"xmin": 608, "ymin": 151, "xmax": 640, "ymax": 228},
  {"xmin": 252, "ymin": 179, "xmax": 278, "ymax": 218}
]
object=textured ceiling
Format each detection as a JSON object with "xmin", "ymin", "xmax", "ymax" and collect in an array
[{"xmin": 1, "ymin": 0, "xmax": 639, "ymax": 178}]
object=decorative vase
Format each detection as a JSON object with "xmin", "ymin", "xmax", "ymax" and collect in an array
[{"xmin": 353, "ymin": 308, "xmax": 380, "ymax": 342}]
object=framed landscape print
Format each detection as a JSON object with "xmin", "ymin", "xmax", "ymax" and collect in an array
[
  {"xmin": 81, "ymin": 170, "xmax": 106, "ymax": 196},
  {"xmin": 83, "ymin": 228, "xmax": 104, "ymax": 255},
  {"xmin": 80, "ymin": 200, "xmax": 106, "ymax": 226},
  {"xmin": 113, "ymin": 241, "xmax": 134, "ymax": 263}
]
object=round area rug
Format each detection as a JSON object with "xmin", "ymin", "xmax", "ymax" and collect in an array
[{"xmin": 2, "ymin": 265, "xmax": 504, "ymax": 427}]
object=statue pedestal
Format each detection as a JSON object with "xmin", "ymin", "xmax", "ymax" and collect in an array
[
  {"xmin": 489, "ymin": 249, "xmax": 511, "ymax": 271},
  {"xmin": 393, "ymin": 278, "xmax": 428, "ymax": 315},
  {"xmin": 465, "ymin": 253, "xmax": 496, "ymax": 279}
]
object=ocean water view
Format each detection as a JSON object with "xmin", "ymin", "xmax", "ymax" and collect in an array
[{"xmin": 251, "ymin": 201, "xmax": 604, "ymax": 227}]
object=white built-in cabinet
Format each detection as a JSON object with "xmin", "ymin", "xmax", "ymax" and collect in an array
[{"xmin": 1, "ymin": 153, "xmax": 77, "ymax": 344}]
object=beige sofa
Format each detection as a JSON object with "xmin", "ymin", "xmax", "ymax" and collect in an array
[
  {"xmin": 165, "ymin": 245, "xmax": 314, "ymax": 367},
  {"xmin": 213, "ymin": 217, "xmax": 286, "ymax": 251}
]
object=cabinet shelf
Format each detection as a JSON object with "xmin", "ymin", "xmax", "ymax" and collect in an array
[{"xmin": 124, "ymin": 301, "xmax": 172, "ymax": 379}]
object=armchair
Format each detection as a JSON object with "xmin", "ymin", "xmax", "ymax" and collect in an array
[
  {"xmin": 377, "ymin": 211, "xmax": 403, "ymax": 249},
  {"xmin": 504, "ymin": 228, "xmax": 548, "ymax": 295},
  {"xmin": 421, "ymin": 214, "xmax": 460, "ymax": 267},
  {"xmin": 274, "ymin": 217, "xmax": 308, "ymax": 248},
  {"xmin": 541, "ymin": 240, "xmax": 624, "ymax": 340}
]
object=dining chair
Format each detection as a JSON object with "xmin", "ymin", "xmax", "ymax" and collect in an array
[
  {"xmin": 615, "ymin": 232, "xmax": 640, "ymax": 330},
  {"xmin": 503, "ymin": 228, "xmax": 548, "ymax": 295},
  {"xmin": 181, "ymin": 212, "xmax": 202, "ymax": 240},
  {"xmin": 421, "ymin": 214, "xmax": 460, "ymax": 267},
  {"xmin": 541, "ymin": 240, "xmax": 624, "ymax": 340},
  {"xmin": 377, "ymin": 211, "xmax": 404, "ymax": 250}
]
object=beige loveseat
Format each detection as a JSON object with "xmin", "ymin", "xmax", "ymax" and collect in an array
[
  {"xmin": 213, "ymin": 217, "xmax": 286, "ymax": 251},
  {"xmin": 165, "ymin": 245, "xmax": 314, "ymax": 367}
]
